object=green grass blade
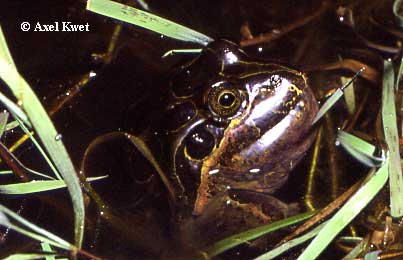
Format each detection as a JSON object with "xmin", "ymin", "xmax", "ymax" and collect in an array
[
  {"xmin": 0, "ymin": 27, "xmax": 15, "ymax": 69},
  {"xmin": 19, "ymin": 167, "xmax": 55, "ymax": 180},
  {"xmin": 0, "ymin": 204, "xmax": 73, "ymax": 250},
  {"xmin": 41, "ymin": 242, "xmax": 56, "ymax": 260},
  {"xmin": 7, "ymin": 223, "xmax": 71, "ymax": 251},
  {"xmin": 341, "ymin": 237, "xmax": 367, "ymax": 260},
  {"xmin": 338, "ymin": 130, "xmax": 376, "ymax": 156},
  {"xmin": 312, "ymin": 88, "xmax": 343, "ymax": 125},
  {"xmin": 0, "ymin": 170, "xmax": 13, "ymax": 175},
  {"xmin": 205, "ymin": 210, "xmax": 317, "ymax": 257},
  {"xmin": 3, "ymin": 253, "xmax": 58, "ymax": 260},
  {"xmin": 338, "ymin": 142, "xmax": 376, "ymax": 167},
  {"xmin": 0, "ymin": 90, "xmax": 30, "ymax": 127},
  {"xmin": 136, "ymin": 0, "xmax": 150, "ymax": 11},
  {"xmin": 41, "ymin": 242, "xmax": 54, "ymax": 251},
  {"xmin": 393, "ymin": 0, "xmax": 403, "ymax": 28},
  {"xmin": 0, "ymin": 111, "xmax": 9, "ymax": 138},
  {"xmin": 0, "ymin": 208, "xmax": 10, "ymax": 225},
  {"xmin": 0, "ymin": 26, "xmax": 85, "ymax": 248},
  {"xmin": 395, "ymin": 52, "xmax": 403, "ymax": 90},
  {"xmin": 338, "ymin": 236, "xmax": 363, "ymax": 243},
  {"xmin": 341, "ymin": 76, "xmax": 356, "ymax": 114},
  {"xmin": 312, "ymin": 68, "xmax": 364, "ymax": 125},
  {"xmin": 382, "ymin": 60, "xmax": 403, "ymax": 217},
  {"xmin": 297, "ymin": 162, "xmax": 389, "ymax": 260},
  {"xmin": 364, "ymin": 251, "xmax": 381, "ymax": 260},
  {"xmin": 337, "ymin": 130, "xmax": 382, "ymax": 167},
  {"xmin": 6, "ymin": 120, "xmax": 19, "ymax": 131},
  {"xmin": 162, "ymin": 48, "xmax": 202, "ymax": 58},
  {"xmin": 15, "ymin": 115, "xmax": 62, "ymax": 180},
  {"xmin": 86, "ymin": 0, "xmax": 213, "ymax": 45},
  {"xmin": 254, "ymin": 221, "xmax": 326, "ymax": 260},
  {"xmin": 0, "ymin": 176, "xmax": 107, "ymax": 194}
]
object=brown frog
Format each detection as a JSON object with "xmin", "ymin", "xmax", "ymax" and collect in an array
[{"xmin": 140, "ymin": 39, "xmax": 318, "ymax": 247}]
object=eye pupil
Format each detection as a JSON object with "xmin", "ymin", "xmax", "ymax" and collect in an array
[{"xmin": 219, "ymin": 93, "xmax": 236, "ymax": 107}]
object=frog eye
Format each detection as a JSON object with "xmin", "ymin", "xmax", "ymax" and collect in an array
[{"xmin": 208, "ymin": 83, "xmax": 243, "ymax": 118}]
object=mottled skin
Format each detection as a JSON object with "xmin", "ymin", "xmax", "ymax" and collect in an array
[{"xmin": 148, "ymin": 40, "xmax": 318, "ymax": 246}]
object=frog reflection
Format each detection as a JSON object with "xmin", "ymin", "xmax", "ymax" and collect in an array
[{"xmin": 138, "ymin": 40, "xmax": 318, "ymax": 246}]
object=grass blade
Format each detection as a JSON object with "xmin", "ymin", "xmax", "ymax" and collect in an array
[
  {"xmin": 136, "ymin": 0, "xmax": 150, "ymax": 11},
  {"xmin": 312, "ymin": 68, "xmax": 364, "ymax": 125},
  {"xmin": 364, "ymin": 250, "xmax": 381, "ymax": 260},
  {"xmin": 0, "ymin": 26, "xmax": 85, "ymax": 248},
  {"xmin": 86, "ymin": 0, "xmax": 213, "ymax": 45},
  {"xmin": 14, "ymin": 115, "xmax": 62, "ymax": 180},
  {"xmin": 0, "ymin": 176, "xmax": 107, "ymax": 194},
  {"xmin": 0, "ymin": 111, "xmax": 9, "ymax": 138},
  {"xmin": 6, "ymin": 222, "xmax": 72, "ymax": 251},
  {"xmin": 205, "ymin": 210, "xmax": 317, "ymax": 257},
  {"xmin": 393, "ymin": 0, "xmax": 403, "ymax": 28},
  {"xmin": 254, "ymin": 221, "xmax": 326, "ymax": 260},
  {"xmin": 341, "ymin": 237, "xmax": 368, "ymax": 260},
  {"xmin": 382, "ymin": 60, "xmax": 403, "ymax": 217},
  {"xmin": 0, "ymin": 27, "xmax": 15, "ymax": 69},
  {"xmin": 41, "ymin": 242, "xmax": 56, "ymax": 260},
  {"xmin": 3, "ymin": 253, "xmax": 58, "ymax": 260},
  {"xmin": 337, "ymin": 130, "xmax": 376, "ymax": 156},
  {"xmin": 337, "ymin": 130, "xmax": 382, "ymax": 167},
  {"xmin": 341, "ymin": 76, "xmax": 356, "ymax": 114},
  {"xmin": 0, "ymin": 90, "xmax": 30, "ymax": 127},
  {"xmin": 395, "ymin": 52, "xmax": 403, "ymax": 90},
  {"xmin": 337, "ymin": 142, "xmax": 376, "ymax": 167},
  {"xmin": 6, "ymin": 120, "xmax": 19, "ymax": 131},
  {"xmin": 0, "ymin": 205, "xmax": 73, "ymax": 250},
  {"xmin": 162, "ymin": 48, "xmax": 202, "ymax": 58},
  {"xmin": 297, "ymin": 161, "xmax": 389, "ymax": 260},
  {"xmin": 312, "ymin": 88, "xmax": 343, "ymax": 125}
]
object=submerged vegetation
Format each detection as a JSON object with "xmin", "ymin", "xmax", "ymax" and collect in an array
[{"xmin": 1, "ymin": 0, "xmax": 403, "ymax": 259}]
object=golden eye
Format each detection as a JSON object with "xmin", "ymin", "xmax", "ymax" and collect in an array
[{"xmin": 208, "ymin": 84, "xmax": 242, "ymax": 118}]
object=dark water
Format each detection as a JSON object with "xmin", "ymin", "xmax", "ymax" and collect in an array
[{"xmin": 0, "ymin": 0, "xmax": 399, "ymax": 259}]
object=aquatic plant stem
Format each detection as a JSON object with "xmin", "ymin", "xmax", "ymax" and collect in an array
[
  {"xmin": 240, "ymin": 0, "xmax": 330, "ymax": 47},
  {"xmin": 344, "ymin": 89, "xmax": 369, "ymax": 132},
  {"xmin": 305, "ymin": 126, "xmax": 322, "ymax": 211},
  {"xmin": 382, "ymin": 60, "xmax": 403, "ymax": 217},
  {"xmin": 0, "ymin": 141, "xmax": 29, "ymax": 182},
  {"xmin": 325, "ymin": 113, "xmax": 339, "ymax": 200}
]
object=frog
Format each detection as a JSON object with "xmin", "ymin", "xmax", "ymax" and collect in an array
[{"xmin": 134, "ymin": 39, "xmax": 318, "ymax": 248}]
